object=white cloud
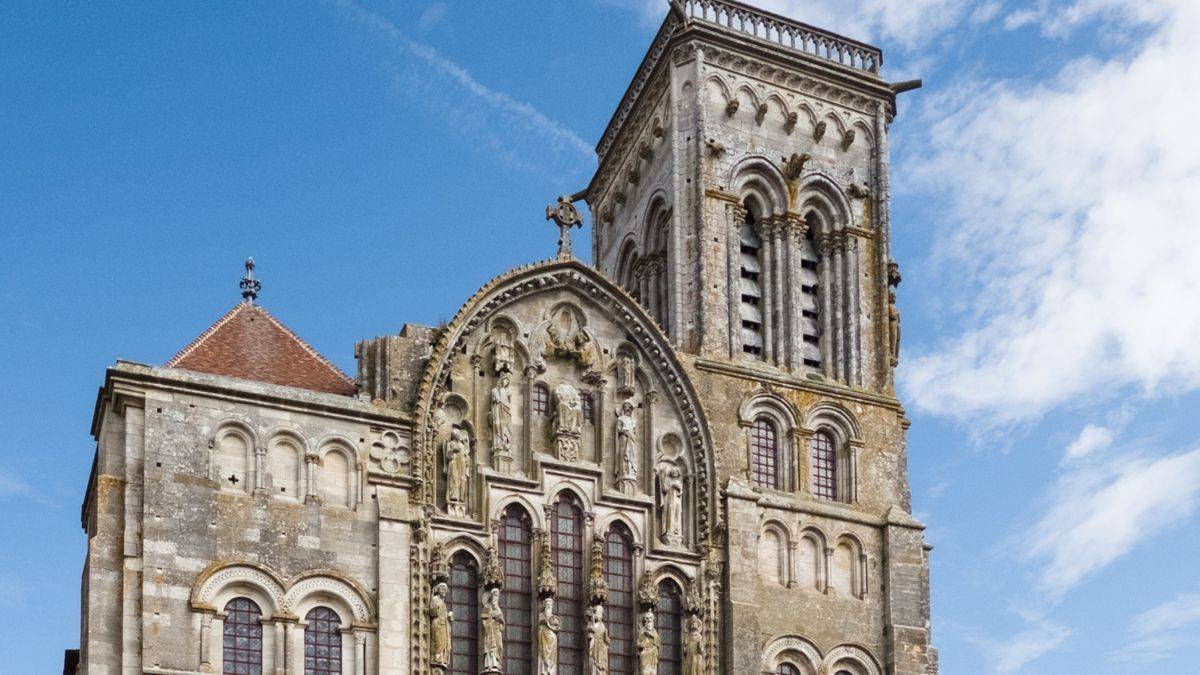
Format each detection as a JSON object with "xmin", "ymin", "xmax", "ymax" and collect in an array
[
  {"xmin": 901, "ymin": 0, "xmax": 1200, "ymax": 422},
  {"xmin": 0, "ymin": 470, "xmax": 31, "ymax": 497},
  {"xmin": 973, "ymin": 612, "xmax": 1072, "ymax": 673},
  {"xmin": 336, "ymin": 1, "xmax": 594, "ymax": 177},
  {"xmin": 1026, "ymin": 448, "xmax": 1200, "ymax": 597},
  {"xmin": 1114, "ymin": 591, "xmax": 1200, "ymax": 663},
  {"xmin": 1063, "ymin": 424, "xmax": 1113, "ymax": 461},
  {"xmin": 621, "ymin": 0, "xmax": 976, "ymax": 50},
  {"xmin": 417, "ymin": 3, "xmax": 446, "ymax": 31}
]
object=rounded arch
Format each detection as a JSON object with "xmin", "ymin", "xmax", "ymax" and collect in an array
[
  {"xmin": 191, "ymin": 562, "xmax": 286, "ymax": 614},
  {"xmin": 738, "ymin": 390, "xmax": 801, "ymax": 430},
  {"xmin": 283, "ymin": 570, "xmax": 374, "ymax": 625},
  {"xmin": 411, "ymin": 258, "xmax": 718, "ymax": 543},
  {"xmin": 212, "ymin": 418, "xmax": 258, "ymax": 447},
  {"xmin": 793, "ymin": 173, "xmax": 853, "ymax": 235},
  {"xmin": 597, "ymin": 511, "xmax": 643, "ymax": 544},
  {"xmin": 545, "ymin": 480, "xmax": 592, "ymax": 513},
  {"xmin": 649, "ymin": 563, "xmax": 692, "ymax": 596},
  {"xmin": 641, "ymin": 190, "xmax": 671, "ymax": 251},
  {"xmin": 824, "ymin": 644, "xmax": 882, "ymax": 675},
  {"xmin": 729, "ymin": 156, "xmax": 790, "ymax": 218},
  {"xmin": 264, "ymin": 425, "xmax": 307, "ymax": 450},
  {"xmin": 797, "ymin": 524, "xmax": 830, "ymax": 549},
  {"xmin": 441, "ymin": 534, "xmax": 487, "ymax": 567},
  {"xmin": 316, "ymin": 434, "xmax": 359, "ymax": 462},
  {"xmin": 802, "ymin": 401, "xmax": 862, "ymax": 446},
  {"xmin": 761, "ymin": 635, "xmax": 822, "ymax": 674},
  {"xmin": 616, "ymin": 234, "xmax": 642, "ymax": 293}
]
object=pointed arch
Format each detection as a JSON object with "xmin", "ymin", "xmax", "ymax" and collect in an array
[
  {"xmin": 729, "ymin": 156, "xmax": 790, "ymax": 218},
  {"xmin": 793, "ymin": 173, "xmax": 853, "ymax": 234}
]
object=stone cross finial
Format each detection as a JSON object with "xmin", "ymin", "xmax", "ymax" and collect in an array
[
  {"xmin": 546, "ymin": 196, "xmax": 583, "ymax": 260},
  {"xmin": 239, "ymin": 257, "xmax": 261, "ymax": 304}
]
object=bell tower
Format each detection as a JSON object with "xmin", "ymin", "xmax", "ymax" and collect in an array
[
  {"xmin": 587, "ymin": 0, "xmax": 909, "ymax": 394},
  {"xmin": 585, "ymin": 3, "xmax": 936, "ymax": 674}
]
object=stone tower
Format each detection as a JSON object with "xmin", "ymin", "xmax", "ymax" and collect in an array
[{"xmin": 585, "ymin": 1, "xmax": 936, "ymax": 673}]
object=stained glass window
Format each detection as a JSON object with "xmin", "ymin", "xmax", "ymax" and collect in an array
[
  {"xmin": 499, "ymin": 505, "xmax": 534, "ymax": 673},
  {"xmin": 604, "ymin": 524, "xmax": 636, "ymax": 674},
  {"xmin": 448, "ymin": 552, "xmax": 479, "ymax": 675},
  {"xmin": 810, "ymin": 430, "xmax": 837, "ymax": 501},
  {"xmin": 303, "ymin": 607, "xmax": 341, "ymax": 675},
  {"xmin": 749, "ymin": 418, "xmax": 779, "ymax": 489},
  {"xmin": 222, "ymin": 597, "xmax": 262, "ymax": 675},
  {"xmin": 552, "ymin": 493, "xmax": 585, "ymax": 674}
]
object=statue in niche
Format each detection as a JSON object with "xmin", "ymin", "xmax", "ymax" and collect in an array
[
  {"xmin": 544, "ymin": 306, "xmax": 595, "ymax": 368},
  {"xmin": 553, "ymin": 382, "xmax": 583, "ymax": 461},
  {"xmin": 616, "ymin": 353, "xmax": 637, "ymax": 396},
  {"xmin": 615, "ymin": 401, "xmax": 639, "ymax": 493},
  {"xmin": 489, "ymin": 375, "xmax": 514, "ymax": 464},
  {"xmin": 537, "ymin": 597, "xmax": 561, "ymax": 675},
  {"xmin": 445, "ymin": 426, "xmax": 470, "ymax": 517},
  {"xmin": 587, "ymin": 604, "xmax": 611, "ymax": 674},
  {"xmin": 636, "ymin": 610, "xmax": 660, "ymax": 675},
  {"xmin": 657, "ymin": 463, "xmax": 684, "ymax": 546},
  {"xmin": 492, "ymin": 327, "xmax": 516, "ymax": 375},
  {"xmin": 888, "ymin": 289, "xmax": 901, "ymax": 367},
  {"xmin": 481, "ymin": 587, "xmax": 505, "ymax": 673},
  {"xmin": 682, "ymin": 614, "xmax": 705, "ymax": 675},
  {"xmin": 430, "ymin": 582, "xmax": 453, "ymax": 670}
]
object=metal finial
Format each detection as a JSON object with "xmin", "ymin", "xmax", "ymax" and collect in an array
[
  {"xmin": 240, "ymin": 257, "xmax": 261, "ymax": 303},
  {"xmin": 546, "ymin": 195, "xmax": 584, "ymax": 260}
]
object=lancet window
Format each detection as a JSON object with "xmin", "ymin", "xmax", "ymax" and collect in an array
[
  {"xmin": 499, "ymin": 505, "xmax": 534, "ymax": 673},
  {"xmin": 655, "ymin": 580, "xmax": 684, "ymax": 675},
  {"xmin": 552, "ymin": 493, "xmax": 586, "ymax": 673},
  {"xmin": 749, "ymin": 417, "xmax": 780, "ymax": 489},
  {"xmin": 738, "ymin": 203, "xmax": 765, "ymax": 359},
  {"xmin": 448, "ymin": 552, "xmax": 480, "ymax": 675},
  {"xmin": 810, "ymin": 430, "xmax": 837, "ymax": 501},
  {"xmin": 604, "ymin": 523, "xmax": 637, "ymax": 673}
]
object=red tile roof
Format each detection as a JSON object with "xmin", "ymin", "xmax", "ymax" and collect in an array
[{"xmin": 165, "ymin": 303, "xmax": 356, "ymax": 396}]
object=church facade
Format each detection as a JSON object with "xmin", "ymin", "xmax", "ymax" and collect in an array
[{"xmin": 74, "ymin": 2, "xmax": 937, "ymax": 674}]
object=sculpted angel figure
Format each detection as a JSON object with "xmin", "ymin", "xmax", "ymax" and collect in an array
[
  {"xmin": 658, "ymin": 464, "xmax": 684, "ymax": 545},
  {"xmin": 554, "ymin": 383, "xmax": 582, "ymax": 435},
  {"xmin": 493, "ymin": 328, "xmax": 515, "ymax": 375},
  {"xmin": 489, "ymin": 375, "xmax": 513, "ymax": 454},
  {"xmin": 481, "ymin": 587, "xmax": 505, "ymax": 673},
  {"xmin": 616, "ymin": 401, "xmax": 639, "ymax": 482},
  {"xmin": 430, "ymin": 582, "xmax": 453, "ymax": 668},
  {"xmin": 445, "ymin": 426, "xmax": 470, "ymax": 513},
  {"xmin": 538, "ymin": 597, "xmax": 561, "ymax": 675},
  {"xmin": 636, "ymin": 610, "xmax": 660, "ymax": 675}
]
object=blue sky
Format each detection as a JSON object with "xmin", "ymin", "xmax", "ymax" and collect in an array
[{"xmin": 2, "ymin": 1, "xmax": 1198, "ymax": 672}]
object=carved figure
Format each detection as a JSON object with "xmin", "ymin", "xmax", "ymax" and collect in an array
[
  {"xmin": 545, "ymin": 306, "xmax": 595, "ymax": 368},
  {"xmin": 636, "ymin": 610, "xmax": 660, "ymax": 675},
  {"xmin": 430, "ymin": 582, "xmax": 453, "ymax": 669},
  {"xmin": 616, "ymin": 401, "xmax": 639, "ymax": 492},
  {"xmin": 888, "ymin": 290, "xmax": 901, "ymax": 367},
  {"xmin": 658, "ymin": 464, "xmax": 684, "ymax": 545},
  {"xmin": 445, "ymin": 426, "xmax": 470, "ymax": 516},
  {"xmin": 682, "ymin": 614, "xmax": 705, "ymax": 675},
  {"xmin": 489, "ymin": 376, "xmax": 514, "ymax": 456},
  {"xmin": 587, "ymin": 604, "xmax": 611, "ymax": 674},
  {"xmin": 538, "ymin": 597, "xmax": 561, "ymax": 675},
  {"xmin": 553, "ymin": 382, "xmax": 583, "ymax": 461},
  {"xmin": 481, "ymin": 587, "xmax": 505, "ymax": 673},
  {"xmin": 617, "ymin": 353, "xmax": 637, "ymax": 395},
  {"xmin": 493, "ymin": 329, "xmax": 515, "ymax": 375}
]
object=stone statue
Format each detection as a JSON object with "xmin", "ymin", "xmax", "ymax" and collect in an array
[
  {"xmin": 537, "ymin": 597, "xmax": 561, "ymax": 675},
  {"xmin": 489, "ymin": 375, "xmax": 513, "ymax": 459},
  {"xmin": 544, "ymin": 306, "xmax": 595, "ymax": 368},
  {"xmin": 658, "ymin": 464, "xmax": 684, "ymax": 545},
  {"xmin": 888, "ymin": 289, "xmax": 901, "ymax": 367},
  {"xmin": 636, "ymin": 610, "xmax": 660, "ymax": 675},
  {"xmin": 617, "ymin": 353, "xmax": 636, "ymax": 395},
  {"xmin": 587, "ymin": 604, "xmax": 610, "ymax": 674},
  {"xmin": 615, "ymin": 401, "xmax": 639, "ymax": 492},
  {"xmin": 493, "ymin": 328, "xmax": 515, "ymax": 375},
  {"xmin": 481, "ymin": 587, "xmax": 505, "ymax": 673},
  {"xmin": 430, "ymin": 582, "xmax": 453, "ymax": 669},
  {"xmin": 682, "ymin": 614, "xmax": 705, "ymax": 675},
  {"xmin": 553, "ymin": 382, "xmax": 583, "ymax": 461},
  {"xmin": 445, "ymin": 426, "xmax": 470, "ymax": 516}
]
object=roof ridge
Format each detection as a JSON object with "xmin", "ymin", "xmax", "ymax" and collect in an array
[
  {"xmin": 164, "ymin": 303, "xmax": 248, "ymax": 368},
  {"xmin": 252, "ymin": 305, "xmax": 355, "ymax": 386}
]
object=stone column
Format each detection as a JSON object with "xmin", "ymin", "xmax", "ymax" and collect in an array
[
  {"xmin": 199, "ymin": 611, "xmax": 214, "ymax": 672},
  {"xmin": 832, "ymin": 232, "xmax": 848, "ymax": 382},
  {"xmin": 817, "ymin": 234, "xmax": 835, "ymax": 379},
  {"xmin": 785, "ymin": 215, "xmax": 805, "ymax": 371},
  {"xmin": 284, "ymin": 620, "xmax": 299, "ymax": 675},
  {"xmin": 273, "ymin": 621, "xmax": 286, "ymax": 675},
  {"xmin": 772, "ymin": 219, "xmax": 787, "ymax": 368},
  {"xmin": 254, "ymin": 443, "xmax": 267, "ymax": 494},
  {"xmin": 786, "ymin": 541, "xmax": 799, "ymax": 588},
  {"xmin": 760, "ymin": 221, "xmax": 775, "ymax": 364},
  {"xmin": 727, "ymin": 203, "xmax": 749, "ymax": 359},
  {"xmin": 644, "ymin": 391, "xmax": 658, "ymax": 496},
  {"xmin": 377, "ymin": 486, "xmax": 416, "ymax": 673},
  {"xmin": 848, "ymin": 235, "xmax": 863, "ymax": 386},
  {"xmin": 304, "ymin": 451, "xmax": 319, "ymax": 504},
  {"xmin": 823, "ymin": 547, "xmax": 835, "ymax": 594},
  {"xmin": 524, "ymin": 365, "xmax": 538, "ymax": 470}
]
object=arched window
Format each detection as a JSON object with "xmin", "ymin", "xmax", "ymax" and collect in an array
[
  {"xmin": 749, "ymin": 417, "xmax": 779, "ymax": 489},
  {"xmin": 581, "ymin": 391, "xmax": 595, "ymax": 425},
  {"xmin": 604, "ymin": 523, "xmax": 636, "ymax": 674},
  {"xmin": 810, "ymin": 430, "xmax": 837, "ymax": 501},
  {"xmin": 779, "ymin": 664, "xmax": 803, "ymax": 675},
  {"xmin": 532, "ymin": 384, "xmax": 550, "ymax": 415},
  {"xmin": 647, "ymin": 210, "xmax": 672, "ymax": 335},
  {"xmin": 499, "ymin": 505, "xmax": 534, "ymax": 673},
  {"xmin": 655, "ymin": 580, "xmax": 683, "ymax": 675},
  {"xmin": 739, "ymin": 204, "xmax": 765, "ymax": 359},
  {"xmin": 448, "ymin": 551, "xmax": 480, "ymax": 674},
  {"xmin": 552, "ymin": 493, "xmax": 585, "ymax": 674},
  {"xmin": 222, "ymin": 597, "xmax": 262, "ymax": 675},
  {"xmin": 303, "ymin": 607, "xmax": 341, "ymax": 675}
]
